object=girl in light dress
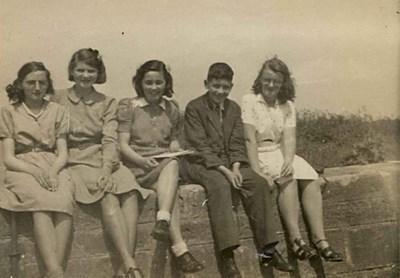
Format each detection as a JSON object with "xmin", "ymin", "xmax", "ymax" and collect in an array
[
  {"xmin": 117, "ymin": 60, "xmax": 204, "ymax": 275},
  {"xmin": 52, "ymin": 48, "xmax": 151, "ymax": 278},
  {"xmin": 242, "ymin": 57, "xmax": 343, "ymax": 262},
  {"xmin": 0, "ymin": 62, "xmax": 74, "ymax": 278}
]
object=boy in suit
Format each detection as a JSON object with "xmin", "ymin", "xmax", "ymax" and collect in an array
[{"xmin": 180, "ymin": 63, "xmax": 293, "ymax": 277}]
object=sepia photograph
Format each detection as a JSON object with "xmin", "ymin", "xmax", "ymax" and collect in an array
[{"xmin": 0, "ymin": 1, "xmax": 399, "ymax": 277}]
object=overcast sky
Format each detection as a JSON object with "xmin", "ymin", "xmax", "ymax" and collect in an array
[{"xmin": 1, "ymin": 0, "xmax": 398, "ymax": 117}]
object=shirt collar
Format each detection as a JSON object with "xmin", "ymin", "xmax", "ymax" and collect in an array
[
  {"xmin": 67, "ymin": 86, "xmax": 98, "ymax": 105},
  {"xmin": 21, "ymin": 98, "xmax": 49, "ymax": 119},
  {"xmin": 136, "ymin": 97, "xmax": 166, "ymax": 110}
]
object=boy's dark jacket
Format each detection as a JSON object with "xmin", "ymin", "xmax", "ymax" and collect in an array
[{"xmin": 183, "ymin": 92, "xmax": 249, "ymax": 169}]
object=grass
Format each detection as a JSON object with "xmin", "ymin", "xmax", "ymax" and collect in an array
[{"xmin": 296, "ymin": 109, "xmax": 400, "ymax": 171}]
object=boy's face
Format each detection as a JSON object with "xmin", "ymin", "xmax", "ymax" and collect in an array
[{"xmin": 204, "ymin": 78, "xmax": 233, "ymax": 106}]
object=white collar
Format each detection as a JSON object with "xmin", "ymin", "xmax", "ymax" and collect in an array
[{"xmin": 135, "ymin": 97, "xmax": 166, "ymax": 110}]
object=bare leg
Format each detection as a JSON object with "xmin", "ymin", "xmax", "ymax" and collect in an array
[
  {"xmin": 54, "ymin": 212, "xmax": 72, "ymax": 266},
  {"xmin": 114, "ymin": 191, "xmax": 142, "ymax": 275},
  {"xmin": 298, "ymin": 179, "xmax": 328, "ymax": 249},
  {"xmin": 121, "ymin": 190, "xmax": 142, "ymax": 256},
  {"xmin": 277, "ymin": 180, "xmax": 301, "ymax": 241},
  {"xmin": 100, "ymin": 193, "xmax": 135, "ymax": 272},
  {"xmin": 32, "ymin": 211, "xmax": 60, "ymax": 273},
  {"xmin": 153, "ymin": 160, "xmax": 179, "ymax": 214},
  {"xmin": 169, "ymin": 195, "xmax": 185, "ymax": 246}
]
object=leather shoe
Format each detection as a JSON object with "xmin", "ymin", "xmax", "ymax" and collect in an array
[
  {"xmin": 260, "ymin": 252, "xmax": 294, "ymax": 273},
  {"xmin": 173, "ymin": 252, "xmax": 204, "ymax": 273},
  {"xmin": 150, "ymin": 220, "xmax": 170, "ymax": 242},
  {"xmin": 220, "ymin": 257, "xmax": 242, "ymax": 278}
]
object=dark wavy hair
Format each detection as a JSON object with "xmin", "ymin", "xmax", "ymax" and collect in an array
[
  {"xmin": 132, "ymin": 60, "xmax": 174, "ymax": 98},
  {"xmin": 68, "ymin": 48, "xmax": 106, "ymax": 84},
  {"xmin": 252, "ymin": 57, "xmax": 295, "ymax": 103},
  {"xmin": 6, "ymin": 61, "xmax": 54, "ymax": 104}
]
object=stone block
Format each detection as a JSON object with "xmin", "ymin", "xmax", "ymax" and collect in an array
[
  {"xmin": 323, "ymin": 170, "xmax": 392, "ymax": 203},
  {"xmin": 323, "ymin": 197, "xmax": 396, "ymax": 229},
  {"xmin": 348, "ymin": 222, "xmax": 398, "ymax": 271}
]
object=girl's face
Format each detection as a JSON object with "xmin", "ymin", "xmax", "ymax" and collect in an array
[
  {"xmin": 22, "ymin": 71, "xmax": 49, "ymax": 102},
  {"xmin": 71, "ymin": 62, "xmax": 99, "ymax": 89},
  {"xmin": 260, "ymin": 68, "xmax": 283, "ymax": 103},
  {"xmin": 141, "ymin": 71, "xmax": 166, "ymax": 104}
]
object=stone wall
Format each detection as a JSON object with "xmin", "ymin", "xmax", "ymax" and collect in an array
[{"xmin": 0, "ymin": 162, "xmax": 399, "ymax": 278}]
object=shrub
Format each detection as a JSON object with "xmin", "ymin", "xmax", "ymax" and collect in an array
[{"xmin": 296, "ymin": 109, "xmax": 399, "ymax": 170}]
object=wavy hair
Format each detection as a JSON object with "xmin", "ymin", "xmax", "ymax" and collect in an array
[
  {"xmin": 68, "ymin": 48, "xmax": 106, "ymax": 84},
  {"xmin": 132, "ymin": 60, "xmax": 174, "ymax": 98},
  {"xmin": 252, "ymin": 57, "xmax": 295, "ymax": 103},
  {"xmin": 6, "ymin": 61, "xmax": 54, "ymax": 103}
]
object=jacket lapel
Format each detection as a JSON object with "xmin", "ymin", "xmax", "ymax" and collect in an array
[{"xmin": 204, "ymin": 96, "xmax": 223, "ymax": 139}]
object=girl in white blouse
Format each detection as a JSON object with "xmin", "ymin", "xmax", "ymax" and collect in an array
[{"xmin": 242, "ymin": 57, "xmax": 342, "ymax": 262}]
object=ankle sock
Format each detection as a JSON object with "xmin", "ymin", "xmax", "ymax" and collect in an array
[
  {"xmin": 156, "ymin": 210, "xmax": 171, "ymax": 224},
  {"xmin": 171, "ymin": 241, "xmax": 189, "ymax": 257}
]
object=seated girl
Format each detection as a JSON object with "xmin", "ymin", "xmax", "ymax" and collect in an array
[
  {"xmin": 0, "ymin": 62, "xmax": 74, "ymax": 278},
  {"xmin": 242, "ymin": 57, "xmax": 343, "ymax": 263},
  {"xmin": 117, "ymin": 60, "xmax": 204, "ymax": 274}
]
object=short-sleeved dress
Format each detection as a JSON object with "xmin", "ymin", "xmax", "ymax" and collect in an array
[
  {"xmin": 241, "ymin": 93, "xmax": 318, "ymax": 181},
  {"xmin": 117, "ymin": 97, "xmax": 180, "ymax": 188},
  {"xmin": 52, "ymin": 88, "xmax": 150, "ymax": 204},
  {"xmin": 0, "ymin": 100, "xmax": 74, "ymax": 215}
]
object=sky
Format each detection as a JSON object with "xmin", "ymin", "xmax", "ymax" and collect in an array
[{"xmin": 1, "ymin": 0, "xmax": 399, "ymax": 117}]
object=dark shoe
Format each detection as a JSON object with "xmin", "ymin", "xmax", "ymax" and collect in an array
[
  {"xmin": 314, "ymin": 239, "xmax": 343, "ymax": 262},
  {"xmin": 173, "ymin": 252, "xmax": 204, "ymax": 273},
  {"xmin": 150, "ymin": 220, "xmax": 170, "ymax": 242},
  {"xmin": 125, "ymin": 267, "xmax": 144, "ymax": 278},
  {"xmin": 220, "ymin": 257, "xmax": 242, "ymax": 278},
  {"xmin": 261, "ymin": 252, "xmax": 294, "ymax": 273},
  {"xmin": 292, "ymin": 238, "xmax": 317, "ymax": 261}
]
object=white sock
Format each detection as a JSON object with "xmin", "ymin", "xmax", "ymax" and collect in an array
[
  {"xmin": 156, "ymin": 210, "xmax": 171, "ymax": 224},
  {"xmin": 171, "ymin": 241, "xmax": 189, "ymax": 257}
]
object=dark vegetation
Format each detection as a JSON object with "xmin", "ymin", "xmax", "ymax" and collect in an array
[{"xmin": 296, "ymin": 109, "xmax": 400, "ymax": 171}]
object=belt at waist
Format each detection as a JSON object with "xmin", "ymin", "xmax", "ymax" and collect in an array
[
  {"xmin": 258, "ymin": 144, "xmax": 280, "ymax": 152},
  {"xmin": 15, "ymin": 146, "xmax": 55, "ymax": 155},
  {"xmin": 68, "ymin": 141, "xmax": 101, "ymax": 150}
]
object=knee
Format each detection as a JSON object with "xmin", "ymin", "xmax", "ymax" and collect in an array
[
  {"xmin": 166, "ymin": 159, "xmax": 179, "ymax": 172},
  {"xmin": 101, "ymin": 194, "xmax": 120, "ymax": 217},
  {"xmin": 206, "ymin": 179, "xmax": 231, "ymax": 200}
]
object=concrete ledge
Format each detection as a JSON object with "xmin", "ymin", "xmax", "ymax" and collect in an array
[{"xmin": 0, "ymin": 162, "xmax": 399, "ymax": 277}]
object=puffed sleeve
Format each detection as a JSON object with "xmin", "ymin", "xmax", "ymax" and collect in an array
[
  {"xmin": 0, "ymin": 106, "xmax": 14, "ymax": 139},
  {"xmin": 284, "ymin": 101, "xmax": 296, "ymax": 127},
  {"xmin": 168, "ymin": 99, "xmax": 181, "ymax": 141},
  {"xmin": 117, "ymin": 98, "xmax": 133, "ymax": 133},
  {"xmin": 101, "ymin": 98, "xmax": 120, "ymax": 171},
  {"xmin": 55, "ymin": 105, "xmax": 69, "ymax": 138},
  {"xmin": 241, "ymin": 94, "xmax": 256, "ymax": 126}
]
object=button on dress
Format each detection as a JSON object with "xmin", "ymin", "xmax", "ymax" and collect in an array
[
  {"xmin": 241, "ymin": 93, "xmax": 318, "ymax": 181},
  {"xmin": 0, "ymin": 101, "xmax": 75, "ymax": 215},
  {"xmin": 52, "ymin": 88, "xmax": 150, "ymax": 204},
  {"xmin": 117, "ymin": 97, "xmax": 181, "ymax": 188}
]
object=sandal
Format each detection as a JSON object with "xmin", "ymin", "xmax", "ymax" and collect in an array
[
  {"xmin": 126, "ymin": 267, "xmax": 145, "ymax": 278},
  {"xmin": 314, "ymin": 239, "xmax": 343, "ymax": 262},
  {"xmin": 292, "ymin": 238, "xmax": 317, "ymax": 261}
]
